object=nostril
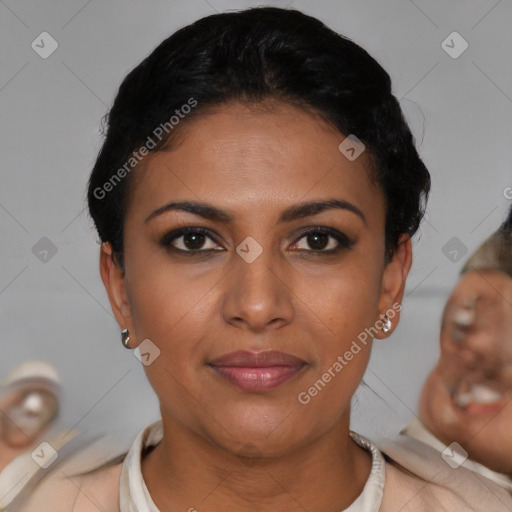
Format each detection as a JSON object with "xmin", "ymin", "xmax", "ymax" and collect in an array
[
  {"xmin": 451, "ymin": 328, "xmax": 466, "ymax": 343},
  {"xmin": 457, "ymin": 348, "xmax": 481, "ymax": 368}
]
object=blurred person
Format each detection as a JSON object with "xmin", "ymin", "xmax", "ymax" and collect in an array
[
  {"xmin": 0, "ymin": 361, "xmax": 60, "ymax": 508},
  {"xmin": 403, "ymin": 205, "xmax": 512, "ymax": 492},
  {"xmin": 0, "ymin": 363, "xmax": 122, "ymax": 511}
]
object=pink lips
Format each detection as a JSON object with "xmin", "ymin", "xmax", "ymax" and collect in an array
[{"xmin": 208, "ymin": 350, "xmax": 307, "ymax": 392}]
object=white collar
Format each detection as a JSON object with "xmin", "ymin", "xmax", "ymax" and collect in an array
[
  {"xmin": 402, "ymin": 417, "xmax": 512, "ymax": 493},
  {"xmin": 119, "ymin": 420, "xmax": 385, "ymax": 512},
  {"xmin": 347, "ymin": 431, "xmax": 386, "ymax": 511}
]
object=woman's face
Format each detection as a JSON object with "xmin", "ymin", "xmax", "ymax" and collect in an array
[{"xmin": 101, "ymin": 100, "xmax": 410, "ymax": 457}]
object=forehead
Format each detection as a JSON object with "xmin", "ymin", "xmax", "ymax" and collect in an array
[
  {"xmin": 444, "ymin": 269, "xmax": 512, "ymax": 316},
  {"xmin": 127, "ymin": 101, "xmax": 383, "ymax": 224},
  {"xmin": 454, "ymin": 270, "xmax": 512, "ymax": 296}
]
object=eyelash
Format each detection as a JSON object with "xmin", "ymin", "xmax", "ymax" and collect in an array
[{"xmin": 159, "ymin": 226, "xmax": 355, "ymax": 256}]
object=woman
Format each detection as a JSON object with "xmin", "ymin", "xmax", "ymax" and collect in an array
[{"xmin": 18, "ymin": 7, "xmax": 512, "ymax": 511}]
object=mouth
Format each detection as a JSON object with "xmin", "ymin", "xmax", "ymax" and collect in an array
[
  {"xmin": 207, "ymin": 350, "xmax": 308, "ymax": 392},
  {"xmin": 453, "ymin": 383, "xmax": 507, "ymax": 415}
]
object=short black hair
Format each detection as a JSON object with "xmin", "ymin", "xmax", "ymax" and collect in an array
[{"xmin": 87, "ymin": 6, "xmax": 430, "ymax": 268}]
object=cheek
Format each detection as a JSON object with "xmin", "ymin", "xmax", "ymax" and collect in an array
[
  {"xmin": 316, "ymin": 258, "xmax": 383, "ymax": 342},
  {"xmin": 291, "ymin": 263, "xmax": 381, "ymax": 408},
  {"xmin": 421, "ymin": 375, "xmax": 459, "ymax": 430},
  {"xmin": 305, "ymin": 277, "xmax": 379, "ymax": 369},
  {"xmin": 125, "ymin": 249, "xmax": 219, "ymax": 344},
  {"xmin": 124, "ymin": 260, "xmax": 219, "ymax": 422}
]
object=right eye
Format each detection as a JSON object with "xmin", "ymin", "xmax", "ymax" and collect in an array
[{"xmin": 159, "ymin": 227, "xmax": 224, "ymax": 254}]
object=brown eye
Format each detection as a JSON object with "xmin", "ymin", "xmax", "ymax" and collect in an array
[
  {"xmin": 160, "ymin": 227, "xmax": 223, "ymax": 253},
  {"xmin": 290, "ymin": 227, "xmax": 354, "ymax": 253},
  {"xmin": 305, "ymin": 232, "xmax": 330, "ymax": 250},
  {"xmin": 181, "ymin": 232, "xmax": 207, "ymax": 250}
]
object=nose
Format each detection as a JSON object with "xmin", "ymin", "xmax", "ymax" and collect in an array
[
  {"xmin": 449, "ymin": 321, "xmax": 501, "ymax": 373},
  {"xmin": 221, "ymin": 241, "xmax": 294, "ymax": 333}
]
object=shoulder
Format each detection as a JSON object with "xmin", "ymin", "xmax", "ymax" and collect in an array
[
  {"xmin": 377, "ymin": 434, "xmax": 512, "ymax": 511},
  {"xmin": 14, "ymin": 431, "xmax": 129, "ymax": 512},
  {"xmin": 382, "ymin": 460, "xmax": 479, "ymax": 511},
  {"xmin": 17, "ymin": 460, "xmax": 123, "ymax": 512}
]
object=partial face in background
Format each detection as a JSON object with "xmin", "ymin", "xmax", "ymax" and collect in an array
[
  {"xmin": 0, "ymin": 381, "xmax": 58, "ymax": 471},
  {"xmin": 420, "ymin": 269, "xmax": 512, "ymax": 474},
  {"xmin": 102, "ymin": 100, "xmax": 410, "ymax": 458}
]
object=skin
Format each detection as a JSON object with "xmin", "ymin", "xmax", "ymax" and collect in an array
[
  {"xmin": 100, "ymin": 100, "xmax": 412, "ymax": 511},
  {"xmin": 419, "ymin": 268, "xmax": 512, "ymax": 475}
]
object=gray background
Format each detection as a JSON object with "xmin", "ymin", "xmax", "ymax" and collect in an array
[{"xmin": 1, "ymin": 0, "xmax": 511, "ymax": 446}]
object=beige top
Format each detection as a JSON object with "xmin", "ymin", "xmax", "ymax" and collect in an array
[
  {"xmin": 402, "ymin": 416, "xmax": 512, "ymax": 493},
  {"xmin": 15, "ymin": 421, "xmax": 512, "ymax": 511},
  {"xmin": 0, "ymin": 428, "xmax": 80, "ymax": 511}
]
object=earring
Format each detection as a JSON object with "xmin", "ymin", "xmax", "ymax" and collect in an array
[
  {"xmin": 121, "ymin": 328, "xmax": 131, "ymax": 348},
  {"xmin": 382, "ymin": 316, "xmax": 392, "ymax": 334}
]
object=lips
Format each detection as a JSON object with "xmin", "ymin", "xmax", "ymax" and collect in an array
[
  {"xmin": 207, "ymin": 350, "xmax": 307, "ymax": 392},
  {"xmin": 456, "ymin": 384, "xmax": 503, "ymax": 407},
  {"xmin": 453, "ymin": 383, "xmax": 507, "ymax": 415}
]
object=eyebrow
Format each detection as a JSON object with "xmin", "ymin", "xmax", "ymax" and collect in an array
[{"xmin": 144, "ymin": 199, "xmax": 367, "ymax": 225}]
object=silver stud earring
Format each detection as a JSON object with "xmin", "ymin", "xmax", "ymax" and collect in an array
[
  {"xmin": 121, "ymin": 328, "xmax": 131, "ymax": 348},
  {"xmin": 382, "ymin": 316, "xmax": 392, "ymax": 334}
]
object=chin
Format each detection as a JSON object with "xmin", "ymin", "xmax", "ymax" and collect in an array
[
  {"xmin": 431, "ymin": 404, "xmax": 512, "ymax": 474},
  {"xmin": 199, "ymin": 402, "xmax": 306, "ymax": 451},
  {"xmin": 465, "ymin": 440, "xmax": 512, "ymax": 475}
]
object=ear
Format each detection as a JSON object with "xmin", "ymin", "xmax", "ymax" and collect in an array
[
  {"xmin": 99, "ymin": 242, "xmax": 136, "ymax": 345},
  {"xmin": 374, "ymin": 234, "xmax": 412, "ymax": 339}
]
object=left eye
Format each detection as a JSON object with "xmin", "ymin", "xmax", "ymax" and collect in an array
[{"xmin": 289, "ymin": 228, "xmax": 353, "ymax": 253}]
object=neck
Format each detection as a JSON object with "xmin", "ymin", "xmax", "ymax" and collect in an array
[{"xmin": 141, "ymin": 412, "xmax": 372, "ymax": 511}]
